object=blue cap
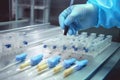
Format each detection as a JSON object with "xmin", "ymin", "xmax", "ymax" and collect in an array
[
  {"xmin": 43, "ymin": 45, "xmax": 47, "ymax": 48},
  {"xmin": 23, "ymin": 41, "xmax": 28, "ymax": 45},
  {"xmin": 63, "ymin": 45, "xmax": 67, "ymax": 50},
  {"xmin": 83, "ymin": 47, "xmax": 89, "ymax": 52},
  {"xmin": 74, "ymin": 47, "xmax": 78, "ymax": 51},
  {"xmin": 5, "ymin": 44, "xmax": 11, "ymax": 48},
  {"xmin": 47, "ymin": 56, "xmax": 61, "ymax": 68},
  {"xmin": 16, "ymin": 53, "xmax": 27, "ymax": 62},
  {"xmin": 53, "ymin": 45, "xmax": 57, "ymax": 49},
  {"xmin": 75, "ymin": 59, "xmax": 88, "ymax": 71},
  {"xmin": 63, "ymin": 58, "xmax": 76, "ymax": 69},
  {"xmin": 31, "ymin": 54, "xmax": 43, "ymax": 66},
  {"xmin": 72, "ymin": 45, "xmax": 75, "ymax": 49}
]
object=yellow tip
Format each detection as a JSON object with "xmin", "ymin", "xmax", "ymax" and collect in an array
[
  {"xmin": 64, "ymin": 67, "xmax": 73, "ymax": 77},
  {"xmin": 36, "ymin": 62, "xmax": 47, "ymax": 69},
  {"xmin": 19, "ymin": 61, "xmax": 30, "ymax": 69},
  {"xmin": 37, "ymin": 64, "xmax": 48, "ymax": 72},
  {"xmin": 53, "ymin": 65, "xmax": 63, "ymax": 74}
]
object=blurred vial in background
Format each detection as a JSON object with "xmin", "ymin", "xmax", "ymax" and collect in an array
[{"xmin": 2, "ymin": 33, "xmax": 13, "ymax": 55}]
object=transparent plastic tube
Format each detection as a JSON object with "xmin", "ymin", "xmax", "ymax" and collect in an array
[
  {"xmin": 0, "ymin": 53, "xmax": 27, "ymax": 72},
  {"xmin": 44, "ymin": 60, "xmax": 88, "ymax": 80},
  {"xmin": 87, "ymin": 35, "xmax": 112, "ymax": 54},
  {"xmin": 34, "ymin": 58, "xmax": 76, "ymax": 80}
]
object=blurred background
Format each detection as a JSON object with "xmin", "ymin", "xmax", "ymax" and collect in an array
[{"xmin": 0, "ymin": 0, "xmax": 120, "ymax": 42}]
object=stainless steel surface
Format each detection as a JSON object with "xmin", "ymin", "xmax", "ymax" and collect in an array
[
  {"xmin": 91, "ymin": 47, "xmax": 120, "ymax": 80},
  {"xmin": 0, "ymin": 23, "xmax": 50, "ymax": 33},
  {"xmin": 0, "ymin": 42, "xmax": 119, "ymax": 80},
  {"xmin": 0, "ymin": 25, "xmax": 120, "ymax": 80},
  {"xmin": 45, "ymin": 42, "xmax": 120, "ymax": 80}
]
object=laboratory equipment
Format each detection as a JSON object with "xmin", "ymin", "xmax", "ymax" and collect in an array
[
  {"xmin": 0, "ymin": 24, "xmax": 118, "ymax": 80},
  {"xmin": 19, "ymin": 54, "xmax": 43, "ymax": 70},
  {"xmin": 34, "ymin": 58, "xmax": 76, "ymax": 80},
  {"xmin": 42, "ymin": 32, "xmax": 112, "ymax": 59},
  {"xmin": 23, "ymin": 55, "xmax": 61, "ymax": 79},
  {"xmin": 0, "ymin": 53, "xmax": 27, "ymax": 72},
  {"xmin": 64, "ymin": 59, "xmax": 88, "ymax": 77},
  {"xmin": 37, "ymin": 55, "xmax": 61, "ymax": 72},
  {"xmin": 0, "ymin": 54, "xmax": 43, "ymax": 80},
  {"xmin": 45, "ymin": 59, "xmax": 88, "ymax": 80}
]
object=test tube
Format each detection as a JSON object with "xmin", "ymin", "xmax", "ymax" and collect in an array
[
  {"xmin": 47, "ymin": 59, "xmax": 88, "ymax": 80},
  {"xmin": 19, "ymin": 54, "xmax": 43, "ymax": 70},
  {"xmin": 35, "ymin": 58, "xmax": 76, "ymax": 80},
  {"xmin": 37, "ymin": 56, "xmax": 61, "ymax": 72},
  {"xmin": 64, "ymin": 59, "xmax": 88, "ymax": 77},
  {"xmin": 92, "ymin": 34, "xmax": 105, "ymax": 44},
  {"xmin": 0, "ymin": 53, "xmax": 27, "ymax": 72},
  {"xmin": 26, "ymin": 56, "xmax": 59, "ymax": 77}
]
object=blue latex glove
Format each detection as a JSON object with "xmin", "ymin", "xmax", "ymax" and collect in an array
[
  {"xmin": 87, "ymin": 0, "xmax": 120, "ymax": 28},
  {"xmin": 59, "ymin": 4, "xmax": 98, "ymax": 35}
]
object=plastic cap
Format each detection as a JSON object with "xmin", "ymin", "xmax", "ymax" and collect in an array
[
  {"xmin": 5, "ymin": 44, "xmax": 11, "ymax": 48},
  {"xmin": 74, "ymin": 47, "xmax": 78, "ymax": 51},
  {"xmin": 31, "ymin": 54, "xmax": 43, "ymax": 66},
  {"xmin": 53, "ymin": 45, "xmax": 57, "ymax": 49},
  {"xmin": 16, "ymin": 53, "xmax": 27, "ymax": 62},
  {"xmin": 83, "ymin": 47, "xmax": 89, "ymax": 52},
  {"xmin": 47, "ymin": 56, "xmax": 61, "ymax": 68},
  {"xmin": 43, "ymin": 45, "xmax": 47, "ymax": 48},
  {"xmin": 72, "ymin": 45, "xmax": 75, "ymax": 49},
  {"xmin": 75, "ymin": 59, "xmax": 88, "ymax": 71},
  {"xmin": 23, "ymin": 41, "xmax": 28, "ymax": 45},
  {"xmin": 63, "ymin": 58, "xmax": 76, "ymax": 69},
  {"xmin": 63, "ymin": 45, "xmax": 67, "ymax": 50}
]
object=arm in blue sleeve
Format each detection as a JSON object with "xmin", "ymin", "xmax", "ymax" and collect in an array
[{"xmin": 87, "ymin": 0, "xmax": 120, "ymax": 28}]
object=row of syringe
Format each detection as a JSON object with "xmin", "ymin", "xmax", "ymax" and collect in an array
[
  {"xmin": 42, "ymin": 32, "xmax": 112, "ymax": 55},
  {"xmin": 0, "ymin": 53, "xmax": 88, "ymax": 80}
]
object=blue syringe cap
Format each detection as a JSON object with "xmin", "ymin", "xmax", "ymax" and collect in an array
[
  {"xmin": 43, "ymin": 44, "xmax": 47, "ymax": 48},
  {"xmin": 63, "ymin": 58, "xmax": 76, "ymax": 69},
  {"xmin": 83, "ymin": 47, "xmax": 89, "ymax": 52},
  {"xmin": 63, "ymin": 45, "xmax": 67, "ymax": 50},
  {"xmin": 16, "ymin": 53, "xmax": 27, "ymax": 62},
  {"xmin": 23, "ymin": 41, "xmax": 28, "ymax": 45},
  {"xmin": 31, "ymin": 54, "xmax": 43, "ymax": 66},
  {"xmin": 5, "ymin": 44, "xmax": 11, "ymax": 48},
  {"xmin": 53, "ymin": 45, "xmax": 57, "ymax": 49},
  {"xmin": 74, "ymin": 47, "xmax": 78, "ymax": 51},
  {"xmin": 48, "ymin": 56, "xmax": 61, "ymax": 68},
  {"xmin": 72, "ymin": 45, "xmax": 75, "ymax": 49},
  {"xmin": 75, "ymin": 59, "xmax": 88, "ymax": 71}
]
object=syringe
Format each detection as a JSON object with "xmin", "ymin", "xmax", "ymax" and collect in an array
[
  {"xmin": 19, "ymin": 54, "xmax": 43, "ymax": 70},
  {"xmin": 44, "ymin": 59, "xmax": 88, "ymax": 80},
  {"xmin": 0, "ymin": 53, "xmax": 27, "ymax": 72},
  {"xmin": 24, "ymin": 56, "xmax": 61, "ymax": 78},
  {"xmin": 64, "ymin": 59, "xmax": 88, "ymax": 77},
  {"xmin": 34, "ymin": 58, "xmax": 76, "ymax": 80},
  {"xmin": 36, "ymin": 55, "xmax": 61, "ymax": 72}
]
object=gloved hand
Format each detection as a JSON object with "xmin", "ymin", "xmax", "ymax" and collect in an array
[{"xmin": 59, "ymin": 4, "xmax": 98, "ymax": 35}]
